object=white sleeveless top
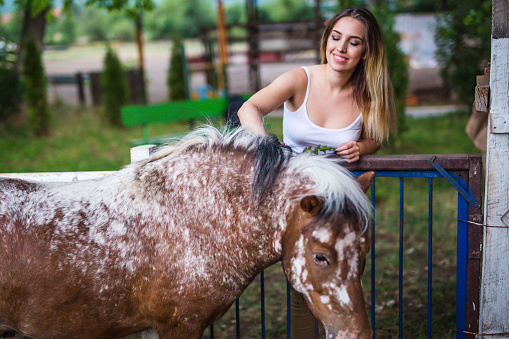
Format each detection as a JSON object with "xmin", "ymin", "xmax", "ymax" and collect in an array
[{"xmin": 283, "ymin": 66, "xmax": 363, "ymax": 153}]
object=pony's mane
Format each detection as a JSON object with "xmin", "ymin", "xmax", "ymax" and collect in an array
[
  {"xmin": 286, "ymin": 154, "xmax": 371, "ymax": 231},
  {"xmin": 140, "ymin": 125, "xmax": 371, "ymax": 230},
  {"xmin": 141, "ymin": 125, "xmax": 291, "ymax": 205}
]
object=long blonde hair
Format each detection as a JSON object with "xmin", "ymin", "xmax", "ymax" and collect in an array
[{"xmin": 320, "ymin": 7, "xmax": 396, "ymax": 143}]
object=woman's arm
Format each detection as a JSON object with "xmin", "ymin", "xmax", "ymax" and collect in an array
[{"xmin": 238, "ymin": 69, "xmax": 305, "ymax": 135}]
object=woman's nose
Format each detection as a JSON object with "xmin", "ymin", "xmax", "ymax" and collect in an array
[{"xmin": 337, "ymin": 41, "xmax": 347, "ymax": 53}]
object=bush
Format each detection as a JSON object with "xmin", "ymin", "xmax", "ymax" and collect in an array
[
  {"xmin": 0, "ymin": 37, "xmax": 22, "ymax": 123},
  {"xmin": 101, "ymin": 47, "xmax": 129, "ymax": 126},
  {"xmin": 167, "ymin": 36, "xmax": 187, "ymax": 101},
  {"xmin": 435, "ymin": 0, "xmax": 491, "ymax": 105},
  {"xmin": 22, "ymin": 38, "xmax": 50, "ymax": 136}
]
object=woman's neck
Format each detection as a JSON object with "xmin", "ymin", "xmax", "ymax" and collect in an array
[{"xmin": 323, "ymin": 64, "xmax": 355, "ymax": 92}]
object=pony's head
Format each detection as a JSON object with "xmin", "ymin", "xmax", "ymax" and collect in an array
[{"xmin": 282, "ymin": 154, "xmax": 374, "ymax": 338}]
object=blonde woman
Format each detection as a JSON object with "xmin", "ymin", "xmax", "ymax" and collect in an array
[
  {"xmin": 238, "ymin": 7, "xmax": 396, "ymax": 163},
  {"xmin": 238, "ymin": 7, "xmax": 396, "ymax": 337}
]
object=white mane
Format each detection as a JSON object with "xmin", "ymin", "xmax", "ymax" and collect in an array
[{"xmin": 286, "ymin": 154, "xmax": 372, "ymax": 230}]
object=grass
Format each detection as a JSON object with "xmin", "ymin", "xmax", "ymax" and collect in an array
[{"xmin": 0, "ymin": 106, "xmax": 481, "ymax": 338}]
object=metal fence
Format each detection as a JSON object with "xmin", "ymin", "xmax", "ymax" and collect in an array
[{"xmin": 206, "ymin": 154, "xmax": 482, "ymax": 339}]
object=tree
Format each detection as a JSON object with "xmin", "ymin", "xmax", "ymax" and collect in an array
[
  {"xmin": 0, "ymin": 37, "xmax": 22, "ymax": 123},
  {"xmin": 168, "ymin": 36, "xmax": 187, "ymax": 101},
  {"xmin": 435, "ymin": 0, "xmax": 491, "ymax": 105},
  {"xmin": 23, "ymin": 37, "xmax": 50, "ymax": 136},
  {"xmin": 101, "ymin": 47, "xmax": 129, "ymax": 126},
  {"xmin": 262, "ymin": 0, "xmax": 314, "ymax": 22},
  {"xmin": 144, "ymin": 0, "xmax": 214, "ymax": 40}
]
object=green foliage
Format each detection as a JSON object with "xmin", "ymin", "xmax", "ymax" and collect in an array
[
  {"xmin": 167, "ymin": 36, "xmax": 187, "ymax": 101},
  {"xmin": 303, "ymin": 144, "xmax": 336, "ymax": 155},
  {"xmin": 22, "ymin": 38, "xmax": 50, "ymax": 136},
  {"xmin": 261, "ymin": 0, "xmax": 314, "ymax": 22},
  {"xmin": 0, "ymin": 5, "xmax": 23, "ymax": 42},
  {"xmin": 371, "ymin": 5, "xmax": 409, "ymax": 134},
  {"xmin": 81, "ymin": 0, "xmax": 153, "ymax": 12},
  {"xmin": 46, "ymin": 11, "xmax": 77, "ymax": 45},
  {"xmin": 144, "ymin": 0, "xmax": 214, "ymax": 39},
  {"xmin": 395, "ymin": 0, "xmax": 438, "ymax": 13},
  {"xmin": 225, "ymin": 3, "xmax": 246, "ymax": 25},
  {"xmin": 435, "ymin": 0, "xmax": 491, "ymax": 105},
  {"xmin": 0, "ymin": 37, "xmax": 22, "ymax": 123},
  {"xmin": 109, "ymin": 18, "xmax": 135, "ymax": 41},
  {"xmin": 101, "ymin": 47, "xmax": 128, "ymax": 126},
  {"xmin": 80, "ymin": 6, "xmax": 110, "ymax": 42}
]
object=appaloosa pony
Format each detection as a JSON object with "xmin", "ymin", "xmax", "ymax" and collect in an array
[{"xmin": 0, "ymin": 126, "xmax": 374, "ymax": 338}]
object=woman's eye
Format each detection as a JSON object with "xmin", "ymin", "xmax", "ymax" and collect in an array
[
  {"xmin": 331, "ymin": 36, "xmax": 340, "ymax": 41},
  {"xmin": 314, "ymin": 253, "xmax": 330, "ymax": 266},
  {"xmin": 350, "ymin": 42, "xmax": 359, "ymax": 46}
]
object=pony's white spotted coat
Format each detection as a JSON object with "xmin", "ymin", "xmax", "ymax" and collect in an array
[{"xmin": 0, "ymin": 126, "xmax": 372, "ymax": 338}]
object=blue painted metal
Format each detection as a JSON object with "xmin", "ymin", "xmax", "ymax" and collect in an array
[
  {"xmin": 261, "ymin": 270, "xmax": 266, "ymax": 339},
  {"xmin": 456, "ymin": 177, "xmax": 469, "ymax": 339},
  {"xmin": 428, "ymin": 178, "xmax": 433, "ymax": 339},
  {"xmin": 236, "ymin": 299, "xmax": 240, "ymax": 337},
  {"xmin": 370, "ymin": 177, "xmax": 376, "ymax": 339},
  {"xmin": 399, "ymin": 177, "xmax": 404, "ymax": 339},
  {"xmin": 427, "ymin": 157, "xmax": 480, "ymax": 208},
  {"xmin": 287, "ymin": 281, "xmax": 291, "ymax": 339}
]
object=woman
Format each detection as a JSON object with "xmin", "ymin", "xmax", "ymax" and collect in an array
[
  {"xmin": 238, "ymin": 7, "xmax": 396, "ymax": 163},
  {"xmin": 238, "ymin": 7, "xmax": 396, "ymax": 337}
]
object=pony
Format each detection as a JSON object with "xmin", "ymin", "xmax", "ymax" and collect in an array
[{"xmin": 0, "ymin": 126, "xmax": 374, "ymax": 338}]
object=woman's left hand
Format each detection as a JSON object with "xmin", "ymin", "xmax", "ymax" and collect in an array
[{"xmin": 336, "ymin": 141, "xmax": 362, "ymax": 163}]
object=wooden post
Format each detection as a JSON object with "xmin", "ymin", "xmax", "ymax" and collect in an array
[
  {"xmin": 76, "ymin": 72, "xmax": 86, "ymax": 106},
  {"xmin": 134, "ymin": 12, "xmax": 147, "ymax": 104},
  {"xmin": 217, "ymin": 0, "xmax": 228, "ymax": 93},
  {"xmin": 314, "ymin": 0, "xmax": 322, "ymax": 64},
  {"xmin": 130, "ymin": 145, "xmax": 157, "ymax": 163},
  {"xmin": 479, "ymin": 0, "xmax": 509, "ymax": 337},
  {"xmin": 246, "ymin": 0, "xmax": 261, "ymax": 92}
]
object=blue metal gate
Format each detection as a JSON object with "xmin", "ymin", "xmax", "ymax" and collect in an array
[{"xmin": 207, "ymin": 154, "xmax": 482, "ymax": 339}]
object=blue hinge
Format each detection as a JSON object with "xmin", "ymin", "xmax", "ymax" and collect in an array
[{"xmin": 427, "ymin": 156, "xmax": 481, "ymax": 208}]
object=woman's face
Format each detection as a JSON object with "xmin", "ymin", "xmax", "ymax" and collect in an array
[{"xmin": 325, "ymin": 16, "xmax": 367, "ymax": 73}]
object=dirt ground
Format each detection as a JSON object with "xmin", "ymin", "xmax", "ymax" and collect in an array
[{"xmin": 43, "ymin": 40, "xmax": 446, "ymax": 107}]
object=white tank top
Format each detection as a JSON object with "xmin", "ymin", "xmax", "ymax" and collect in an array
[{"xmin": 283, "ymin": 66, "xmax": 363, "ymax": 154}]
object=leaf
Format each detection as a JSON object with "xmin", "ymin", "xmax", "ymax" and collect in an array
[{"xmin": 303, "ymin": 144, "xmax": 336, "ymax": 155}]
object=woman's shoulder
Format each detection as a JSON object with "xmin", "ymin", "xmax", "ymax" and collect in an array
[
  {"xmin": 273, "ymin": 67, "xmax": 309, "ymax": 93},
  {"xmin": 284, "ymin": 67, "xmax": 309, "ymax": 82},
  {"xmin": 305, "ymin": 64, "xmax": 325, "ymax": 77}
]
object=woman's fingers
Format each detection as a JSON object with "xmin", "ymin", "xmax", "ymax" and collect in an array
[{"xmin": 336, "ymin": 142, "xmax": 360, "ymax": 163}]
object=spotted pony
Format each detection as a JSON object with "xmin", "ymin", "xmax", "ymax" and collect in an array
[{"xmin": 0, "ymin": 126, "xmax": 374, "ymax": 338}]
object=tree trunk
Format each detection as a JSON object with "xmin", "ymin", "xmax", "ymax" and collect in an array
[{"xmin": 16, "ymin": 0, "xmax": 49, "ymax": 72}]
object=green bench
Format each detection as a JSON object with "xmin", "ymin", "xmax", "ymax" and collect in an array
[{"xmin": 121, "ymin": 97, "xmax": 235, "ymax": 146}]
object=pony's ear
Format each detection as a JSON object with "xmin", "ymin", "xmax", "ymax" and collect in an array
[
  {"xmin": 300, "ymin": 195, "xmax": 324, "ymax": 216},
  {"xmin": 356, "ymin": 171, "xmax": 375, "ymax": 193}
]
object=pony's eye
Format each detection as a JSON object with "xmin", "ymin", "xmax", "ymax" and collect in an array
[{"xmin": 313, "ymin": 253, "xmax": 330, "ymax": 266}]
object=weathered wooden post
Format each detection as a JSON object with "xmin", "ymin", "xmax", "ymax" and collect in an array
[
  {"xmin": 246, "ymin": 0, "xmax": 261, "ymax": 92},
  {"xmin": 479, "ymin": 0, "xmax": 509, "ymax": 337},
  {"xmin": 76, "ymin": 71, "xmax": 86, "ymax": 106}
]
